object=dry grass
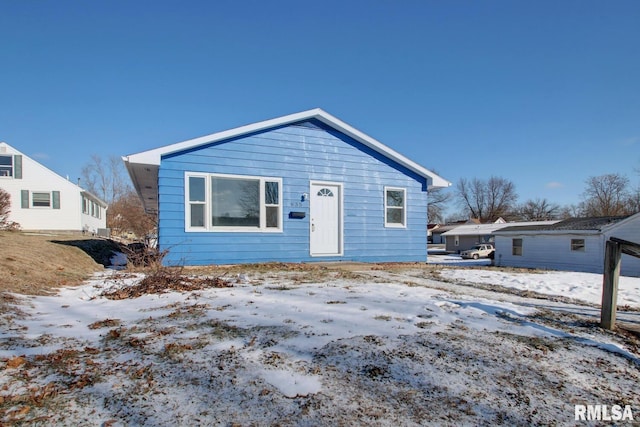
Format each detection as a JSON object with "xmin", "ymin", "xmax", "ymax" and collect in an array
[{"xmin": 0, "ymin": 231, "xmax": 109, "ymax": 295}]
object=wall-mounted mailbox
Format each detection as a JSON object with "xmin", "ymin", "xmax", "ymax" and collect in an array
[{"xmin": 289, "ymin": 211, "xmax": 306, "ymax": 219}]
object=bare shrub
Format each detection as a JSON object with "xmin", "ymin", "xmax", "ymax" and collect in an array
[{"xmin": 0, "ymin": 187, "xmax": 20, "ymax": 230}]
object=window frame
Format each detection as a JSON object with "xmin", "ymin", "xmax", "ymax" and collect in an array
[
  {"xmin": 187, "ymin": 174, "xmax": 207, "ymax": 230},
  {"xmin": 384, "ymin": 186, "xmax": 407, "ymax": 228},
  {"xmin": 512, "ymin": 238, "xmax": 523, "ymax": 256},
  {"xmin": 184, "ymin": 172, "xmax": 283, "ymax": 233},
  {"xmin": 571, "ymin": 238, "xmax": 585, "ymax": 252},
  {"xmin": 0, "ymin": 155, "xmax": 13, "ymax": 178},
  {"xmin": 31, "ymin": 191, "xmax": 52, "ymax": 208}
]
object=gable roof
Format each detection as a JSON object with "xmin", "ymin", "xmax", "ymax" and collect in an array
[
  {"xmin": 494, "ymin": 214, "xmax": 639, "ymax": 234},
  {"xmin": 123, "ymin": 108, "xmax": 451, "ymax": 214},
  {"xmin": 0, "ymin": 142, "xmax": 108, "ymax": 208}
]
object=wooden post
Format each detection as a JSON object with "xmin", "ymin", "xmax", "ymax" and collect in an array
[{"xmin": 601, "ymin": 239, "xmax": 622, "ymax": 330}]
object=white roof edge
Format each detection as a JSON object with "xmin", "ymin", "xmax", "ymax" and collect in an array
[{"xmin": 123, "ymin": 109, "xmax": 451, "ymax": 189}]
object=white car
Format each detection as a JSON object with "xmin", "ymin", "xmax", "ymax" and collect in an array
[{"xmin": 460, "ymin": 244, "xmax": 495, "ymax": 260}]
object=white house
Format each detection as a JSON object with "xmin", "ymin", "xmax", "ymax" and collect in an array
[
  {"xmin": 442, "ymin": 219, "xmax": 558, "ymax": 253},
  {"xmin": 493, "ymin": 214, "xmax": 640, "ymax": 277},
  {"xmin": 0, "ymin": 142, "xmax": 107, "ymax": 233}
]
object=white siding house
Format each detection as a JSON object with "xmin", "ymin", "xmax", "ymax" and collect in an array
[
  {"xmin": 493, "ymin": 214, "xmax": 640, "ymax": 277},
  {"xmin": 442, "ymin": 220, "xmax": 558, "ymax": 253},
  {"xmin": 0, "ymin": 142, "xmax": 107, "ymax": 233}
]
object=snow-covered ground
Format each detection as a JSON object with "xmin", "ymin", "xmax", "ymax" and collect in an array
[
  {"xmin": 438, "ymin": 268, "xmax": 640, "ymax": 308},
  {"xmin": 1, "ymin": 266, "xmax": 640, "ymax": 425}
]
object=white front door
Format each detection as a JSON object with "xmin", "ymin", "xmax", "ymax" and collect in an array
[{"xmin": 310, "ymin": 182, "xmax": 342, "ymax": 256}]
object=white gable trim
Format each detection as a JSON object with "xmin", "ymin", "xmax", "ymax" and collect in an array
[{"xmin": 123, "ymin": 109, "xmax": 450, "ymax": 189}]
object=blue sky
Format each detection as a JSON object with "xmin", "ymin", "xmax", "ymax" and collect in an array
[{"xmin": 1, "ymin": 0, "xmax": 638, "ymax": 215}]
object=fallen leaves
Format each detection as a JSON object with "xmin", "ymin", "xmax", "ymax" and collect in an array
[
  {"xmin": 102, "ymin": 270, "xmax": 233, "ymax": 300},
  {"xmin": 5, "ymin": 356, "xmax": 26, "ymax": 369},
  {"xmin": 88, "ymin": 318, "xmax": 121, "ymax": 329}
]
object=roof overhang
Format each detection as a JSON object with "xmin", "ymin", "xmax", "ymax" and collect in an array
[
  {"xmin": 123, "ymin": 108, "xmax": 451, "ymax": 214},
  {"xmin": 443, "ymin": 221, "xmax": 561, "ymax": 236}
]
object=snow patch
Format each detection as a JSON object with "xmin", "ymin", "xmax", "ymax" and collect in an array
[{"xmin": 260, "ymin": 368, "xmax": 322, "ymax": 398}]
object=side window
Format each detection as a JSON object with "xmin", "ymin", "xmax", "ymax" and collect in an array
[
  {"xmin": 265, "ymin": 180, "xmax": 280, "ymax": 229},
  {"xmin": 571, "ymin": 239, "xmax": 585, "ymax": 252},
  {"xmin": 512, "ymin": 238, "xmax": 523, "ymax": 256},
  {"xmin": 32, "ymin": 192, "xmax": 51, "ymax": 207},
  {"xmin": 188, "ymin": 176, "xmax": 206, "ymax": 228},
  {"xmin": 0, "ymin": 155, "xmax": 13, "ymax": 177},
  {"xmin": 384, "ymin": 187, "xmax": 406, "ymax": 228},
  {"xmin": 0, "ymin": 155, "xmax": 21, "ymax": 178},
  {"xmin": 29, "ymin": 191, "xmax": 60, "ymax": 209}
]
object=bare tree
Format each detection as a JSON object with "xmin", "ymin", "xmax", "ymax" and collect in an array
[
  {"xmin": 108, "ymin": 189, "xmax": 157, "ymax": 239},
  {"xmin": 557, "ymin": 204, "xmax": 582, "ymax": 219},
  {"xmin": 579, "ymin": 173, "xmax": 632, "ymax": 217},
  {"xmin": 81, "ymin": 155, "xmax": 129, "ymax": 204},
  {"xmin": 456, "ymin": 176, "xmax": 518, "ymax": 222},
  {"xmin": 427, "ymin": 188, "xmax": 450, "ymax": 223},
  {"xmin": 427, "ymin": 169, "xmax": 451, "ymax": 223},
  {"xmin": 514, "ymin": 198, "xmax": 560, "ymax": 221}
]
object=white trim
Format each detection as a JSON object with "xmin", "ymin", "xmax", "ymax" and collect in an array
[
  {"xmin": 384, "ymin": 186, "xmax": 407, "ymax": 228},
  {"xmin": 184, "ymin": 172, "xmax": 283, "ymax": 233},
  {"xmin": 185, "ymin": 173, "xmax": 209, "ymax": 230},
  {"xmin": 309, "ymin": 180, "xmax": 344, "ymax": 257}
]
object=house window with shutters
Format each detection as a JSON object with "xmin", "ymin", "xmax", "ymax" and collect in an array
[
  {"xmin": 0, "ymin": 154, "xmax": 22, "ymax": 178},
  {"xmin": 21, "ymin": 190, "xmax": 60, "ymax": 209}
]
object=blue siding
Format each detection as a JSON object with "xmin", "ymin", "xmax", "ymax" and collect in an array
[{"xmin": 158, "ymin": 120, "xmax": 429, "ymax": 265}]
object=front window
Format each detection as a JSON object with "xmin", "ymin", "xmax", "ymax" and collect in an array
[
  {"xmin": 211, "ymin": 176, "xmax": 260, "ymax": 227},
  {"xmin": 571, "ymin": 239, "xmax": 585, "ymax": 252},
  {"xmin": 186, "ymin": 173, "xmax": 282, "ymax": 232},
  {"xmin": 384, "ymin": 187, "xmax": 406, "ymax": 228},
  {"xmin": 0, "ymin": 155, "xmax": 12, "ymax": 177},
  {"xmin": 512, "ymin": 238, "xmax": 523, "ymax": 256}
]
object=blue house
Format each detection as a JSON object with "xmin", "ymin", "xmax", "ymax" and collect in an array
[{"xmin": 123, "ymin": 109, "xmax": 450, "ymax": 265}]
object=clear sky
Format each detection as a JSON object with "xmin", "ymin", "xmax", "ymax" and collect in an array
[{"xmin": 1, "ymin": 0, "xmax": 638, "ymax": 215}]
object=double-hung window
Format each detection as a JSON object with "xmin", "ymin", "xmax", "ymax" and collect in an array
[
  {"xmin": 186, "ymin": 173, "xmax": 282, "ymax": 232},
  {"xmin": 188, "ymin": 175, "xmax": 207, "ymax": 228},
  {"xmin": 512, "ymin": 238, "xmax": 523, "ymax": 256},
  {"xmin": 24, "ymin": 190, "xmax": 60, "ymax": 209},
  {"xmin": 32, "ymin": 192, "xmax": 51, "ymax": 207},
  {"xmin": 384, "ymin": 187, "xmax": 406, "ymax": 228}
]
